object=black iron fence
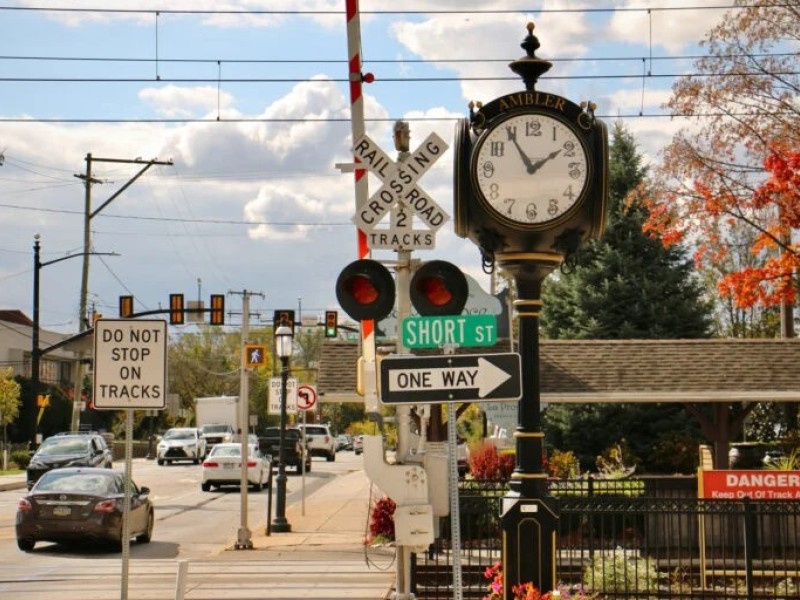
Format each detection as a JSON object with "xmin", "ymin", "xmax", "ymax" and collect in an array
[{"xmin": 413, "ymin": 478, "xmax": 800, "ymax": 599}]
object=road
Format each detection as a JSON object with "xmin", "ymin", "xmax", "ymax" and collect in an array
[{"xmin": 0, "ymin": 450, "xmax": 361, "ymax": 564}]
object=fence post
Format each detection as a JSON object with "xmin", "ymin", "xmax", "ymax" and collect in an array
[{"xmin": 742, "ymin": 497, "xmax": 755, "ymax": 600}]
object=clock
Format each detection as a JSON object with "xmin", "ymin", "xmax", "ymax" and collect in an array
[{"xmin": 471, "ymin": 111, "xmax": 591, "ymax": 229}]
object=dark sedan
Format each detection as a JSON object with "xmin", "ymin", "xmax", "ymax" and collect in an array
[
  {"xmin": 16, "ymin": 467, "xmax": 154, "ymax": 552},
  {"xmin": 26, "ymin": 432, "xmax": 113, "ymax": 489}
]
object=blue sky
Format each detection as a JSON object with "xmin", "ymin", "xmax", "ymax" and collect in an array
[{"xmin": 0, "ymin": 1, "xmax": 731, "ymax": 334}]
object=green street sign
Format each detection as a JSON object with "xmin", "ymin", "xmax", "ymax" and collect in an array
[{"xmin": 401, "ymin": 314, "xmax": 498, "ymax": 349}]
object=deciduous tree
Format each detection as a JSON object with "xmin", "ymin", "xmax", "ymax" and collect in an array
[{"xmin": 645, "ymin": 0, "xmax": 799, "ymax": 315}]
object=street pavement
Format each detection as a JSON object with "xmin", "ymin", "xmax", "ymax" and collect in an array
[{"xmin": 0, "ymin": 465, "xmax": 396, "ymax": 599}]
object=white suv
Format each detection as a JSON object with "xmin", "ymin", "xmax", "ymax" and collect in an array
[
  {"xmin": 157, "ymin": 427, "xmax": 207, "ymax": 465},
  {"xmin": 298, "ymin": 424, "xmax": 336, "ymax": 462}
]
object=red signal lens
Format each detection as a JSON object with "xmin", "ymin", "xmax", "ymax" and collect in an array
[
  {"xmin": 348, "ymin": 275, "xmax": 379, "ymax": 305},
  {"xmin": 418, "ymin": 277, "xmax": 453, "ymax": 307}
]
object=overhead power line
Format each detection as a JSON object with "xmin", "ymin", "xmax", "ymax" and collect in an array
[{"xmin": 0, "ymin": 4, "xmax": 766, "ymax": 16}]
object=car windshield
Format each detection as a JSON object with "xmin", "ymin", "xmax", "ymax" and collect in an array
[
  {"xmin": 202, "ymin": 425, "xmax": 230, "ymax": 433},
  {"xmin": 164, "ymin": 429, "xmax": 195, "ymax": 440},
  {"xmin": 37, "ymin": 438, "xmax": 90, "ymax": 456},
  {"xmin": 36, "ymin": 471, "xmax": 117, "ymax": 494},
  {"xmin": 209, "ymin": 446, "xmax": 241, "ymax": 457},
  {"xmin": 304, "ymin": 427, "xmax": 326, "ymax": 435}
]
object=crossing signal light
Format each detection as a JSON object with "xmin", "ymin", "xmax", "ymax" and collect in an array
[
  {"xmin": 210, "ymin": 294, "xmax": 225, "ymax": 325},
  {"xmin": 169, "ymin": 294, "xmax": 185, "ymax": 325},
  {"xmin": 336, "ymin": 259, "xmax": 396, "ymax": 322},
  {"xmin": 324, "ymin": 310, "xmax": 338, "ymax": 338},
  {"xmin": 119, "ymin": 295, "xmax": 134, "ymax": 318},
  {"xmin": 410, "ymin": 260, "xmax": 468, "ymax": 316}
]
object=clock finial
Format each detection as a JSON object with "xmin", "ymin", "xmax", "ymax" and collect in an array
[{"xmin": 509, "ymin": 21, "xmax": 552, "ymax": 91}]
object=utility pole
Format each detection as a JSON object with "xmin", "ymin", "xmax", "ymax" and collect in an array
[
  {"xmin": 232, "ymin": 290, "xmax": 264, "ymax": 550},
  {"xmin": 70, "ymin": 153, "xmax": 173, "ymax": 431}
]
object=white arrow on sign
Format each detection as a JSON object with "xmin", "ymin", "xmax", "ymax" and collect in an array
[
  {"xmin": 351, "ymin": 132, "xmax": 449, "ymax": 233},
  {"xmin": 387, "ymin": 357, "xmax": 511, "ymax": 398}
]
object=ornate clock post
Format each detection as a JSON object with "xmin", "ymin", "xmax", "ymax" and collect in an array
[{"xmin": 454, "ymin": 23, "xmax": 609, "ymax": 595}]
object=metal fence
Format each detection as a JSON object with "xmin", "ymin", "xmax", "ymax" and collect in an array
[{"xmin": 412, "ymin": 478, "xmax": 800, "ymax": 599}]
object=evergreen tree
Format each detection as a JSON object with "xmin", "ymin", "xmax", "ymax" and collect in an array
[{"xmin": 541, "ymin": 122, "xmax": 713, "ymax": 473}]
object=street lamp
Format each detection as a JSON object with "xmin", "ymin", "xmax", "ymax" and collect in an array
[
  {"xmin": 271, "ymin": 322, "xmax": 294, "ymax": 533},
  {"xmin": 31, "ymin": 234, "xmax": 117, "ymax": 447}
]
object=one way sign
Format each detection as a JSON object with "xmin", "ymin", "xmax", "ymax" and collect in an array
[{"xmin": 379, "ymin": 353, "xmax": 521, "ymax": 405}]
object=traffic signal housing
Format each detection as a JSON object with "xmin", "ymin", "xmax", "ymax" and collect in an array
[
  {"xmin": 410, "ymin": 260, "xmax": 468, "ymax": 316},
  {"xmin": 324, "ymin": 310, "xmax": 338, "ymax": 338},
  {"xmin": 209, "ymin": 294, "xmax": 225, "ymax": 325},
  {"xmin": 336, "ymin": 259, "xmax": 396, "ymax": 322},
  {"xmin": 169, "ymin": 294, "xmax": 185, "ymax": 325},
  {"xmin": 119, "ymin": 295, "xmax": 134, "ymax": 318}
]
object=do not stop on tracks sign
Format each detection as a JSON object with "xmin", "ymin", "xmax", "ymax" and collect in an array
[{"xmin": 93, "ymin": 319, "xmax": 167, "ymax": 410}]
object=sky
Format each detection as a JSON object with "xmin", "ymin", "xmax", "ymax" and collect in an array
[{"xmin": 0, "ymin": 1, "xmax": 735, "ymax": 335}]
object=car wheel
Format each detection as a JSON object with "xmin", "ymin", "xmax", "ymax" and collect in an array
[
  {"xmin": 327, "ymin": 451, "xmax": 335, "ymax": 462},
  {"xmin": 193, "ymin": 457, "xmax": 200, "ymax": 465},
  {"xmin": 157, "ymin": 459, "xmax": 164, "ymax": 466},
  {"xmin": 136, "ymin": 510, "xmax": 154, "ymax": 544},
  {"xmin": 201, "ymin": 481, "xmax": 212, "ymax": 492},
  {"xmin": 17, "ymin": 537, "xmax": 35, "ymax": 552}
]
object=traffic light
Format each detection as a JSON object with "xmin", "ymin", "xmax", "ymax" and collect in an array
[
  {"xmin": 169, "ymin": 293, "xmax": 185, "ymax": 325},
  {"xmin": 336, "ymin": 259, "xmax": 396, "ymax": 322},
  {"xmin": 210, "ymin": 294, "xmax": 225, "ymax": 325},
  {"xmin": 119, "ymin": 295, "xmax": 134, "ymax": 318},
  {"xmin": 324, "ymin": 310, "xmax": 338, "ymax": 338},
  {"xmin": 410, "ymin": 260, "xmax": 468, "ymax": 316}
]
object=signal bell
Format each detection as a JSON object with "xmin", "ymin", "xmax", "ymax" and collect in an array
[
  {"xmin": 336, "ymin": 259, "xmax": 396, "ymax": 322},
  {"xmin": 410, "ymin": 260, "xmax": 468, "ymax": 316}
]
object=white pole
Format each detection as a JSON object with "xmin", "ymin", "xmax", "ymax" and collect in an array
[{"xmin": 237, "ymin": 292, "xmax": 253, "ymax": 549}]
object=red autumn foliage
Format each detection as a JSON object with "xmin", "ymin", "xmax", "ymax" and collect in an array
[{"xmin": 468, "ymin": 441, "xmax": 515, "ymax": 483}]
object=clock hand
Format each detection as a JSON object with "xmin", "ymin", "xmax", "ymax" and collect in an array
[
  {"xmin": 527, "ymin": 149, "xmax": 562, "ymax": 175},
  {"xmin": 506, "ymin": 127, "xmax": 535, "ymax": 171}
]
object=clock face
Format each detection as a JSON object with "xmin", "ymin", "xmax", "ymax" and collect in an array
[{"xmin": 472, "ymin": 112, "xmax": 590, "ymax": 226}]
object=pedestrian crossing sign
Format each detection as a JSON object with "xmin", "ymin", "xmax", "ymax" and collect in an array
[{"xmin": 244, "ymin": 344, "xmax": 267, "ymax": 367}]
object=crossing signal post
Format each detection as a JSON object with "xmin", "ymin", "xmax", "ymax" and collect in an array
[{"xmin": 324, "ymin": 310, "xmax": 338, "ymax": 338}]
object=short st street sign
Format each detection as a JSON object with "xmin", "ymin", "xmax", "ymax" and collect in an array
[
  {"xmin": 379, "ymin": 352, "xmax": 522, "ymax": 405},
  {"xmin": 402, "ymin": 314, "xmax": 498, "ymax": 349}
]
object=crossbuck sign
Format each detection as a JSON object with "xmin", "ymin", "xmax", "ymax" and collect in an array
[{"xmin": 352, "ymin": 132, "xmax": 449, "ymax": 235}]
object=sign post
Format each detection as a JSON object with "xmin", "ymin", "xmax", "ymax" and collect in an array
[{"xmin": 93, "ymin": 319, "xmax": 167, "ymax": 600}]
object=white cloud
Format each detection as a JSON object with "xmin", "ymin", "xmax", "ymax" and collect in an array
[{"xmin": 139, "ymin": 85, "xmax": 235, "ymax": 118}]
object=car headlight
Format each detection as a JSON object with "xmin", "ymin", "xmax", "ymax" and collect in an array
[{"xmin": 28, "ymin": 460, "xmax": 46, "ymax": 469}]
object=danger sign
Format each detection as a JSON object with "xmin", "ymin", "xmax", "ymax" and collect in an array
[{"xmin": 93, "ymin": 319, "xmax": 167, "ymax": 410}]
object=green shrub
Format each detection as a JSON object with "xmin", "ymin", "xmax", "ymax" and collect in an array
[
  {"xmin": 584, "ymin": 547, "xmax": 659, "ymax": 594},
  {"xmin": 11, "ymin": 449, "xmax": 31, "ymax": 469},
  {"xmin": 547, "ymin": 449, "xmax": 580, "ymax": 479}
]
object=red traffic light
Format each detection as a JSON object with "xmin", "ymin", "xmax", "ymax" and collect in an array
[
  {"xmin": 410, "ymin": 260, "xmax": 468, "ymax": 316},
  {"xmin": 336, "ymin": 259, "xmax": 395, "ymax": 322}
]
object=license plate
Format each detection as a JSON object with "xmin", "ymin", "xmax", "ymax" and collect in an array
[
  {"xmin": 223, "ymin": 463, "xmax": 236, "ymax": 469},
  {"xmin": 52, "ymin": 506, "xmax": 71, "ymax": 517}
]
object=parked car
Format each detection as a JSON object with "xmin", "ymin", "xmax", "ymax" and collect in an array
[
  {"xmin": 26, "ymin": 432, "xmax": 113, "ymax": 490},
  {"xmin": 258, "ymin": 427, "xmax": 311, "ymax": 474},
  {"xmin": 198, "ymin": 423, "xmax": 235, "ymax": 451},
  {"xmin": 298, "ymin": 424, "xmax": 336, "ymax": 461},
  {"xmin": 201, "ymin": 442, "xmax": 271, "ymax": 491},
  {"xmin": 336, "ymin": 434, "xmax": 353, "ymax": 451},
  {"xmin": 16, "ymin": 467, "xmax": 154, "ymax": 552},
  {"xmin": 156, "ymin": 427, "xmax": 206, "ymax": 465},
  {"xmin": 353, "ymin": 435, "xmax": 363, "ymax": 455}
]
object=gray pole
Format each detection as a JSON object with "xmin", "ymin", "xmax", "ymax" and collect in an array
[{"xmin": 236, "ymin": 291, "xmax": 253, "ymax": 549}]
